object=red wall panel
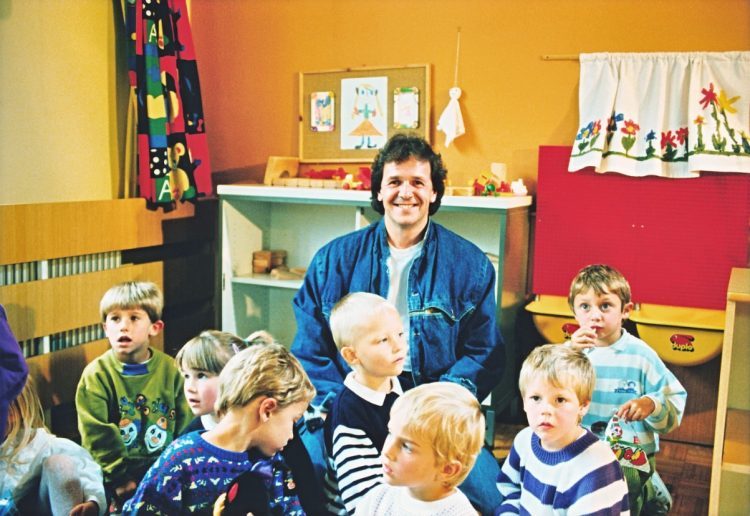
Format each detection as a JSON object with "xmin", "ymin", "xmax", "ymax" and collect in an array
[{"xmin": 533, "ymin": 146, "xmax": 749, "ymax": 310}]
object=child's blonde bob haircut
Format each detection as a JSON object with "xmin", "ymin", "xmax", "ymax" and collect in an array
[
  {"xmin": 100, "ymin": 281, "xmax": 163, "ymax": 323},
  {"xmin": 519, "ymin": 344, "xmax": 595, "ymax": 405},
  {"xmin": 1, "ymin": 376, "xmax": 45, "ymax": 462},
  {"xmin": 567, "ymin": 264, "xmax": 632, "ymax": 312},
  {"xmin": 175, "ymin": 330, "xmax": 247, "ymax": 376},
  {"xmin": 214, "ymin": 342, "xmax": 315, "ymax": 418},
  {"xmin": 390, "ymin": 382, "xmax": 484, "ymax": 487},
  {"xmin": 329, "ymin": 292, "xmax": 395, "ymax": 351}
]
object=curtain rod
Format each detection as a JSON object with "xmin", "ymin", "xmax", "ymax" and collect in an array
[{"xmin": 541, "ymin": 54, "xmax": 579, "ymax": 61}]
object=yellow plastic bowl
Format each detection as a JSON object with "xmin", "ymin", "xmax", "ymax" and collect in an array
[
  {"xmin": 630, "ymin": 303, "xmax": 724, "ymax": 366},
  {"xmin": 526, "ymin": 295, "xmax": 579, "ymax": 344}
]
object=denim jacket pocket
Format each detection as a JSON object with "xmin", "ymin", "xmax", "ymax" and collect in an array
[{"xmin": 410, "ymin": 301, "xmax": 465, "ymax": 380}]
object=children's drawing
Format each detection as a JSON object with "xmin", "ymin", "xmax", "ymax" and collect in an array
[
  {"xmin": 341, "ymin": 76, "xmax": 387, "ymax": 150},
  {"xmin": 311, "ymin": 91, "xmax": 335, "ymax": 132},
  {"xmin": 394, "ymin": 87, "xmax": 419, "ymax": 129}
]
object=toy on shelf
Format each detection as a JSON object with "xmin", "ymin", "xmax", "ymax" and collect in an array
[
  {"xmin": 252, "ymin": 250, "xmax": 287, "ymax": 274},
  {"xmin": 269, "ymin": 165, "xmax": 372, "ymax": 190},
  {"xmin": 270, "ymin": 266, "xmax": 306, "ymax": 280},
  {"xmin": 510, "ymin": 178, "xmax": 528, "ymax": 195},
  {"xmin": 471, "ymin": 175, "xmax": 527, "ymax": 197},
  {"xmin": 341, "ymin": 166, "xmax": 372, "ymax": 190}
]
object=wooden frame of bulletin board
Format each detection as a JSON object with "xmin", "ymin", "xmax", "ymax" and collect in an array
[{"xmin": 299, "ymin": 64, "xmax": 430, "ymax": 163}]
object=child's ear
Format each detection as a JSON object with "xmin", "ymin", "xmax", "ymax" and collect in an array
[
  {"xmin": 580, "ymin": 400, "xmax": 591, "ymax": 418},
  {"xmin": 439, "ymin": 459, "xmax": 463, "ymax": 485},
  {"xmin": 340, "ymin": 345, "xmax": 359, "ymax": 366},
  {"xmin": 149, "ymin": 320, "xmax": 165, "ymax": 336},
  {"xmin": 622, "ymin": 302, "xmax": 634, "ymax": 320},
  {"xmin": 258, "ymin": 397, "xmax": 278, "ymax": 422}
]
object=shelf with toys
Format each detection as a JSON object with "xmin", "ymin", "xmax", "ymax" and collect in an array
[{"xmin": 218, "ymin": 183, "xmax": 531, "ymax": 414}]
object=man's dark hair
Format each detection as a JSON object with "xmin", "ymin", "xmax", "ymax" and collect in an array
[{"xmin": 370, "ymin": 134, "xmax": 447, "ymax": 215}]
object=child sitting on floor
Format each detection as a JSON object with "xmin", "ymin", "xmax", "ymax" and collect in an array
[
  {"xmin": 176, "ymin": 330, "xmax": 249, "ymax": 434},
  {"xmin": 124, "ymin": 342, "xmax": 315, "ymax": 515},
  {"xmin": 175, "ymin": 329, "xmax": 327, "ymax": 514},
  {"xmin": 0, "ymin": 377, "xmax": 106, "ymax": 515},
  {"xmin": 567, "ymin": 264, "xmax": 686, "ymax": 514},
  {"xmin": 496, "ymin": 344, "xmax": 629, "ymax": 514},
  {"xmin": 356, "ymin": 382, "xmax": 484, "ymax": 515},
  {"xmin": 75, "ymin": 281, "xmax": 192, "ymax": 512},
  {"xmin": 323, "ymin": 293, "xmax": 407, "ymax": 514}
]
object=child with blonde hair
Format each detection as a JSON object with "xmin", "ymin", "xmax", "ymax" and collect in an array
[
  {"xmin": 496, "ymin": 344, "xmax": 629, "ymax": 514},
  {"xmin": 1, "ymin": 377, "xmax": 106, "ymax": 515},
  {"xmin": 356, "ymin": 382, "xmax": 484, "ymax": 515},
  {"xmin": 124, "ymin": 342, "xmax": 315, "ymax": 515},
  {"xmin": 568, "ymin": 264, "xmax": 686, "ymax": 513},
  {"xmin": 323, "ymin": 293, "xmax": 407, "ymax": 514}
]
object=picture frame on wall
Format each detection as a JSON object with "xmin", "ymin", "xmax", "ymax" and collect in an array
[
  {"xmin": 299, "ymin": 64, "xmax": 430, "ymax": 162},
  {"xmin": 310, "ymin": 91, "xmax": 335, "ymax": 132},
  {"xmin": 393, "ymin": 86, "xmax": 420, "ymax": 129},
  {"xmin": 340, "ymin": 76, "xmax": 388, "ymax": 150}
]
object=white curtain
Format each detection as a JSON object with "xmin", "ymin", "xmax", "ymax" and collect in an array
[{"xmin": 569, "ymin": 52, "xmax": 750, "ymax": 178}]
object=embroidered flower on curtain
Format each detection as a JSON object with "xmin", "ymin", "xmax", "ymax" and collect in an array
[{"xmin": 569, "ymin": 52, "xmax": 750, "ymax": 178}]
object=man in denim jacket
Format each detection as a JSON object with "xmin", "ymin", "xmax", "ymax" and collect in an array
[{"xmin": 291, "ymin": 134, "xmax": 504, "ymax": 514}]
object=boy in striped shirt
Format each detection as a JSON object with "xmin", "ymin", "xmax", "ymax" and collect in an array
[
  {"xmin": 322, "ymin": 293, "xmax": 407, "ymax": 514},
  {"xmin": 496, "ymin": 344, "xmax": 630, "ymax": 515},
  {"xmin": 568, "ymin": 264, "xmax": 686, "ymax": 514}
]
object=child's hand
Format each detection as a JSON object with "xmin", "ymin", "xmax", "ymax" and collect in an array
[
  {"xmin": 570, "ymin": 326, "xmax": 597, "ymax": 349},
  {"xmin": 69, "ymin": 501, "xmax": 98, "ymax": 516},
  {"xmin": 114, "ymin": 479, "xmax": 137, "ymax": 505},
  {"xmin": 617, "ymin": 396, "xmax": 655, "ymax": 421}
]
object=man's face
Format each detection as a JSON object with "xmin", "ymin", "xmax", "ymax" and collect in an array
[{"xmin": 377, "ymin": 157, "xmax": 436, "ymax": 239}]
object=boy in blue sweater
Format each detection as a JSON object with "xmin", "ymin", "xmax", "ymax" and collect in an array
[{"xmin": 496, "ymin": 344, "xmax": 629, "ymax": 514}]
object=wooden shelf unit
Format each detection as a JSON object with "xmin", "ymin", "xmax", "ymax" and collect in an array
[{"xmin": 709, "ymin": 268, "xmax": 750, "ymax": 515}]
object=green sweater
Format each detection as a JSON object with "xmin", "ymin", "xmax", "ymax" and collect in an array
[{"xmin": 75, "ymin": 348, "xmax": 191, "ymax": 486}]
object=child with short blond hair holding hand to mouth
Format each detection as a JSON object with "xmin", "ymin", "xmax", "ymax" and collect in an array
[{"xmin": 568, "ymin": 264, "xmax": 686, "ymax": 514}]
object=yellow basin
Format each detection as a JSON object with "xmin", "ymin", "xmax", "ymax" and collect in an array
[
  {"xmin": 525, "ymin": 296, "xmax": 725, "ymax": 367},
  {"xmin": 630, "ymin": 303, "xmax": 724, "ymax": 366},
  {"xmin": 526, "ymin": 295, "xmax": 578, "ymax": 344}
]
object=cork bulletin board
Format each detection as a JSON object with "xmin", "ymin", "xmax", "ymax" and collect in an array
[{"xmin": 299, "ymin": 64, "xmax": 431, "ymax": 162}]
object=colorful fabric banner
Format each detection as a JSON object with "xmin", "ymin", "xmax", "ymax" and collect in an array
[
  {"xmin": 569, "ymin": 52, "xmax": 750, "ymax": 178},
  {"xmin": 125, "ymin": 0, "xmax": 212, "ymax": 205}
]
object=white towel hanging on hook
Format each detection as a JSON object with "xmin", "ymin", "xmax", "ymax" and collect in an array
[
  {"xmin": 437, "ymin": 87, "xmax": 465, "ymax": 146},
  {"xmin": 437, "ymin": 28, "xmax": 466, "ymax": 147}
]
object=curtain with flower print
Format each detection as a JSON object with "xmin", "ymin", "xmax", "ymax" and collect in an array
[
  {"xmin": 569, "ymin": 52, "xmax": 750, "ymax": 178},
  {"xmin": 124, "ymin": 0, "xmax": 212, "ymax": 206}
]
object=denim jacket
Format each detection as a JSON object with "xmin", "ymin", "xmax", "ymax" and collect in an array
[{"xmin": 291, "ymin": 219, "xmax": 505, "ymax": 407}]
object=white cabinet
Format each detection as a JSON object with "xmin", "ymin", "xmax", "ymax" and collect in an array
[
  {"xmin": 218, "ymin": 184, "xmax": 531, "ymax": 412},
  {"xmin": 709, "ymin": 268, "xmax": 750, "ymax": 515}
]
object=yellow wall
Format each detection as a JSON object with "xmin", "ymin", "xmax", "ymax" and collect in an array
[
  {"xmin": 191, "ymin": 0, "xmax": 750, "ymax": 192},
  {"xmin": 0, "ymin": 1, "xmax": 747, "ymax": 205},
  {"xmin": 0, "ymin": 0, "xmax": 128, "ymax": 205}
]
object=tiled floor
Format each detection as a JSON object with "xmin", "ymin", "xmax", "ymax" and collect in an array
[{"xmin": 492, "ymin": 425, "xmax": 713, "ymax": 515}]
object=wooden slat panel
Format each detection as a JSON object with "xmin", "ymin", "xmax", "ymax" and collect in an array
[
  {"xmin": 0, "ymin": 198, "xmax": 216, "ymax": 265},
  {"xmin": 0, "ymin": 262, "xmax": 163, "ymax": 341},
  {"xmin": 27, "ymin": 339, "xmax": 110, "ymax": 408}
]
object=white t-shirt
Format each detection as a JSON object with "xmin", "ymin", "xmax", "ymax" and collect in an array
[
  {"xmin": 386, "ymin": 240, "xmax": 424, "ymax": 372},
  {"xmin": 355, "ymin": 484, "xmax": 476, "ymax": 516}
]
